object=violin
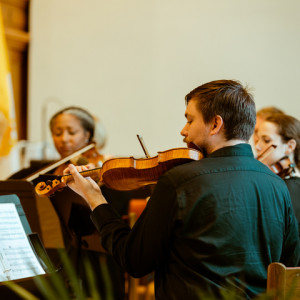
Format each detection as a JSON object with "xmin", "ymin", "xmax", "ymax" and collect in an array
[
  {"xmin": 35, "ymin": 147, "xmax": 203, "ymax": 197},
  {"xmin": 269, "ymin": 157, "xmax": 296, "ymax": 179},
  {"xmin": 257, "ymin": 144, "xmax": 295, "ymax": 179}
]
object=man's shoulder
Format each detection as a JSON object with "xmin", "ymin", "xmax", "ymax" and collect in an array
[
  {"xmin": 164, "ymin": 155, "xmax": 286, "ymax": 188},
  {"xmin": 165, "ymin": 154, "xmax": 273, "ymax": 175}
]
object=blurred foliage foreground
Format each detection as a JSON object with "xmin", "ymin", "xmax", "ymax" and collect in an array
[
  {"xmin": 2, "ymin": 250, "xmax": 298, "ymax": 300},
  {"xmin": 4, "ymin": 249, "xmax": 113, "ymax": 300}
]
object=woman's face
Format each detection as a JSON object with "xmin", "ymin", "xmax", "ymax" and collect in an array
[
  {"xmin": 255, "ymin": 121, "xmax": 288, "ymax": 166},
  {"xmin": 51, "ymin": 113, "xmax": 90, "ymax": 158}
]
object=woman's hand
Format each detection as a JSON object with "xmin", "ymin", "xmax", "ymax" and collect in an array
[{"xmin": 63, "ymin": 164, "xmax": 107, "ymax": 210}]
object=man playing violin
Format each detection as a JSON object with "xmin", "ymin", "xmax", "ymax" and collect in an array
[{"xmin": 65, "ymin": 80, "xmax": 299, "ymax": 299}]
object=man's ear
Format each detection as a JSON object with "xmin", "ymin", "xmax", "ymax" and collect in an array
[
  {"xmin": 285, "ymin": 139, "xmax": 297, "ymax": 155},
  {"xmin": 210, "ymin": 115, "xmax": 224, "ymax": 136}
]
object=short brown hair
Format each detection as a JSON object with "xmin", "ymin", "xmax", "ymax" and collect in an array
[{"xmin": 185, "ymin": 80, "xmax": 256, "ymax": 141}]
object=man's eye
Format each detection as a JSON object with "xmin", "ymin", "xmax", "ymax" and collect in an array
[{"xmin": 263, "ymin": 139, "xmax": 271, "ymax": 144}]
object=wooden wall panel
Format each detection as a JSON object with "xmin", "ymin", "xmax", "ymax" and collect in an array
[{"xmin": 1, "ymin": 0, "xmax": 29, "ymax": 140}]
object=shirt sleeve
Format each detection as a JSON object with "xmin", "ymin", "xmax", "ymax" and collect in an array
[{"xmin": 90, "ymin": 174, "xmax": 178, "ymax": 277}]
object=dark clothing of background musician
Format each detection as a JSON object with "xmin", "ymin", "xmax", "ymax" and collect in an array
[
  {"xmin": 8, "ymin": 160, "xmax": 54, "ymax": 179},
  {"xmin": 285, "ymin": 176, "xmax": 300, "ymax": 238},
  {"xmin": 91, "ymin": 144, "xmax": 300, "ymax": 300}
]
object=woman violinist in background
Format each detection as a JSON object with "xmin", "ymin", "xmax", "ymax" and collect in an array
[
  {"xmin": 49, "ymin": 105, "xmax": 130, "ymax": 227},
  {"xmin": 48, "ymin": 106, "xmax": 127, "ymax": 299},
  {"xmin": 11, "ymin": 106, "xmax": 127, "ymax": 299},
  {"xmin": 255, "ymin": 113, "xmax": 300, "ymax": 234},
  {"xmin": 49, "ymin": 106, "xmax": 107, "ymax": 174},
  {"xmin": 8, "ymin": 106, "xmax": 108, "ymax": 178},
  {"xmin": 253, "ymin": 106, "xmax": 284, "ymax": 144}
]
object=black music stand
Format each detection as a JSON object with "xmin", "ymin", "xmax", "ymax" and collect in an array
[
  {"xmin": 0, "ymin": 194, "xmax": 56, "ymax": 299},
  {"xmin": 0, "ymin": 180, "xmax": 42, "ymax": 239}
]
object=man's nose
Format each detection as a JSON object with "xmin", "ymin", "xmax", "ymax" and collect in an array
[{"xmin": 180, "ymin": 124, "xmax": 187, "ymax": 137}]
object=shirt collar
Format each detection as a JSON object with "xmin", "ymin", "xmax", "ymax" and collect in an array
[{"xmin": 207, "ymin": 143, "xmax": 254, "ymax": 159}]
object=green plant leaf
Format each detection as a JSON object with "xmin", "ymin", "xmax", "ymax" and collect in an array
[
  {"xmin": 58, "ymin": 249, "xmax": 87, "ymax": 300},
  {"xmin": 4, "ymin": 280, "xmax": 40, "ymax": 300},
  {"xmin": 84, "ymin": 257, "xmax": 102, "ymax": 300}
]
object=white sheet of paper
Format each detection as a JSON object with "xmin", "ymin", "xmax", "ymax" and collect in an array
[{"xmin": 0, "ymin": 203, "xmax": 45, "ymax": 281}]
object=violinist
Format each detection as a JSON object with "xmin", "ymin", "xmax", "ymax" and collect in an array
[
  {"xmin": 65, "ymin": 80, "xmax": 299, "ymax": 299},
  {"xmin": 255, "ymin": 113, "xmax": 300, "ymax": 234},
  {"xmin": 253, "ymin": 106, "xmax": 284, "ymax": 144},
  {"xmin": 48, "ymin": 106, "xmax": 127, "ymax": 299},
  {"xmin": 49, "ymin": 106, "xmax": 107, "ymax": 174},
  {"xmin": 10, "ymin": 106, "xmax": 127, "ymax": 299},
  {"xmin": 8, "ymin": 106, "xmax": 107, "ymax": 179}
]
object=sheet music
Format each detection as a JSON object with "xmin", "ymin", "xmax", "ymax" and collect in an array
[{"xmin": 0, "ymin": 203, "xmax": 45, "ymax": 281}]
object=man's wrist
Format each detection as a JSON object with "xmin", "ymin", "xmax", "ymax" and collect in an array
[{"xmin": 88, "ymin": 195, "xmax": 107, "ymax": 211}]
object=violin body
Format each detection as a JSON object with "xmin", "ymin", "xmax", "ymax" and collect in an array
[
  {"xmin": 269, "ymin": 157, "xmax": 296, "ymax": 179},
  {"xmin": 101, "ymin": 147, "xmax": 202, "ymax": 190},
  {"xmin": 257, "ymin": 144, "xmax": 296, "ymax": 179},
  {"xmin": 35, "ymin": 147, "xmax": 203, "ymax": 197}
]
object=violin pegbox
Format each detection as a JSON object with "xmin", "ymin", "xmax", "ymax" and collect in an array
[{"xmin": 35, "ymin": 179, "xmax": 66, "ymax": 197}]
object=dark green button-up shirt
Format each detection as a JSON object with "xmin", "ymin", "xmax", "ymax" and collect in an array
[{"xmin": 91, "ymin": 144, "xmax": 300, "ymax": 299}]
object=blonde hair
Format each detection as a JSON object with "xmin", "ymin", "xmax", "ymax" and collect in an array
[{"xmin": 256, "ymin": 106, "xmax": 284, "ymax": 119}]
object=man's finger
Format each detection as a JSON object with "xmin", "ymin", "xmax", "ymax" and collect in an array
[{"xmin": 68, "ymin": 164, "xmax": 83, "ymax": 182}]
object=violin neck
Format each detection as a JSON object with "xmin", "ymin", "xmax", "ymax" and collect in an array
[
  {"xmin": 61, "ymin": 168, "xmax": 102, "ymax": 184},
  {"xmin": 257, "ymin": 144, "xmax": 277, "ymax": 163}
]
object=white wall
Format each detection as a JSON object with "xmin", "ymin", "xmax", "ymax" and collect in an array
[{"xmin": 28, "ymin": 0, "xmax": 300, "ymax": 159}]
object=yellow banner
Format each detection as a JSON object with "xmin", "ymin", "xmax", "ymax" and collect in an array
[{"xmin": 0, "ymin": 6, "xmax": 17, "ymax": 156}]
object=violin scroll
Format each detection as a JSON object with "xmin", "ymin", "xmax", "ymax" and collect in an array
[{"xmin": 35, "ymin": 179, "xmax": 66, "ymax": 197}]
